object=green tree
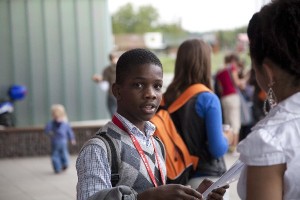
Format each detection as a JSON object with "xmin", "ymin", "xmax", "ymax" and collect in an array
[
  {"xmin": 112, "ymin": 3, "xmax": 159, "ymax": 34},
  {"xmin": 112, "ymin": 3, "xmax": 136, "ymax": 34},
  {"xmin": 111, "ymin": 3, "xmax": 185, "ymax": 35},
  {"xmin": 156, "ymin": 22, "xmax": 186, "ymax": 36},
  {"xmin": 135, "ymin": 6, "xmax": 159, "ymax": 33}
]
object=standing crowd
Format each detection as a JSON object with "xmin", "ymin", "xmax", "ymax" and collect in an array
[{"xmin": 44, "ymin": 0, "xmax": 300, "ymax": 199}]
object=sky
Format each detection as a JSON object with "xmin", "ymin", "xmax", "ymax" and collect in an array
[{"xmin": 108, "ymin": 0, "xmax": 272, "ymax": 33}]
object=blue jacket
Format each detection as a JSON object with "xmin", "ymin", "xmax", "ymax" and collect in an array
[{"xmin": 45, "ymin": 120, "xmax": 75, "ymax": 144}]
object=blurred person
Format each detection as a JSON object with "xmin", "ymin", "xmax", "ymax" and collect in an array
[
  {"xmin": 162, "ymin": 39, "xmax": 233, "ymax": 196},
  {"xmin": 76, "ymin": 48, "xmax": 227, "ymax": 200},
  {"xmin": 249, "ymin": 69, "xmax": 266, "ymax": 123},
  {"xmin": 236, "ymin": 61, "xmax": 255, "ymax": 142},
  {"xmin": 215, "ymin": 53, "xmax": 246, "ymax": 155},
  {"xmin": 92, "ymin": 52, "xmax": 119, "ymax": 117},
  {"xmin": 45, "ymin": 104, "xmax": 76, "ymax": 174},
  {"xmin": 239, "ymin": 68, "xmax": 264, "ymax": 142},
  {"xmin": 237, "ymin": 0, "xmax": 300, "ymax": 199}
]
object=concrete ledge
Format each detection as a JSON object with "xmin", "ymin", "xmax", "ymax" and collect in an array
[{"xmin": 0, "ymin": 123, "xmax": 105, "ymax": 158}]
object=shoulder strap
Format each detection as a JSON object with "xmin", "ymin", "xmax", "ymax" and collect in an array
[
  {"xmin": 168, "ymin": 84, "xmax": 211, "ymax": 113},
  {"xmin": 94, "ymin": 131, "xmax": 120, "ymax": 187}
]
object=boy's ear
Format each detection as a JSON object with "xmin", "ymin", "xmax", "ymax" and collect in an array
[{"xmin": 112, "ymin": 83, "xmax": 121, "ymax": 100}]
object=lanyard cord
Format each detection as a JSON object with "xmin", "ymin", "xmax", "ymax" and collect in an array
[{"xmin": 112, "ymin": 116, "xmax": 165, "ymax": 187}]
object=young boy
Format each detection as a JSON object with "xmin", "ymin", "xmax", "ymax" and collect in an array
[
  {"xmin": 76, "ymin": 48, "xmax": 226, "ymax": 200},
  {"xmin": 45, "ymin": 104, "xmax": 76, "ymax": 173}
]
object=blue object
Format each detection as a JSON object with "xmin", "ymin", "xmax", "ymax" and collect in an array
[{"xmin": 8, "ymin": 85, "xmax": 27, "ymax": 101}]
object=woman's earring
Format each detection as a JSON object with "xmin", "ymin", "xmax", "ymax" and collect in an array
[{"xmin": 263, "ymin": 82, "xmax": 277, "ymax": 115}]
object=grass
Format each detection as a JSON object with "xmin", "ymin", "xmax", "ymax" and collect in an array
[
  {"xmin": 159, "ymin": 56, "xmax": 175, "ymax": 73},
  {"xmin": 159, "ymin": 51, "xmax": 250, "ymax": 75}
]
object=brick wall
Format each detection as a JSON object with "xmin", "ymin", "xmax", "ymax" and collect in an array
[{"xmin": 0, "ymin": 125, "xmax": 102, "ymax": 158}]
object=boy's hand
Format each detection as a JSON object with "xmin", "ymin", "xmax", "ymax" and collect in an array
[
  {"xmin": 197, "ymin": 178, "xmax": 229, "ymax": 200},
  {"xmin": 207, "ymin": 186, "xmax": 228, "ymax": 200},
  {"xmin": 137, "ymin": 184, "xmax": 203, "ymax": 200},
  {"xmin": 196, "ymin": 178, "xmax": 214, "ymax": 193}
]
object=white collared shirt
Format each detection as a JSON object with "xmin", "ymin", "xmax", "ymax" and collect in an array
[
  {"xmin": 114, "ymin": 113, "xmax": 156, "ymax": 147},
  {"xmin": 237, "ymin": 92, "xmax": 300, "ymax": 200}
]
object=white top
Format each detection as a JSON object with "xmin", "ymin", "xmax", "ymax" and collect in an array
[{"xmin": 237, "ymin": 92, "xmax": 300, "ymax": 200}]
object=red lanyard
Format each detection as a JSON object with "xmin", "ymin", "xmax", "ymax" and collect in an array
[{"xmin": 112, "ymin": 116, "xmax": 165, "ymax": 187}]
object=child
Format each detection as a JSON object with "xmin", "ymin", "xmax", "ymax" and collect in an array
[
  {"xmin": 45, "ymin": 104, "xmax": 76, "ymax": 174},
  {"xmin": 76, "ymin": 48, "xmax": 227, "ymax": 200}
]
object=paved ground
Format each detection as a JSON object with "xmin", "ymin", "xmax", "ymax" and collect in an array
[
  {"xmin": 0, "ymin": 153, "xmax": 240, "ymax": 200},
  {"xmin": 0, "ymin": 155, "xmax": 77, "ymax": 200}
]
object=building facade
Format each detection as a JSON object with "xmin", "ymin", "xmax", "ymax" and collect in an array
[{"xmin": 0, "ymin": 0, "xmax": 113, "ymax": 126}]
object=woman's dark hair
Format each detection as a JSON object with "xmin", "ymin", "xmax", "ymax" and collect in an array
[
  {"xmin": 164, "ymin": 39, "xmax": 212, "ymax": 105},
  {"xmin": 247, "ymin": 0, "xmax": 300, "ymax": 82},
  {"xmin": 115, "ymin": 48, "xmax": 162, "ymax": 84}
]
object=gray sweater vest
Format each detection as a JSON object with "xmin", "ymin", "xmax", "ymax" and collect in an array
[{"xmin": 86, "ymin": 122, "xmax": 166, "ymax": 194}]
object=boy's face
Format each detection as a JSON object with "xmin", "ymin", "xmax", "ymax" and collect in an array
[{"xmin": 113, "ymin": 63, "xmax": 163, "ymax": 127}]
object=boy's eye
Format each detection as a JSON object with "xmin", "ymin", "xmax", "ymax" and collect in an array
[
  {"xmin": 154, "ymin": 84, "xmax": 162, "ymax": 91},
  {"xmin": 134, "ymin": 83, "xmax": 143, "ymax": 88}
]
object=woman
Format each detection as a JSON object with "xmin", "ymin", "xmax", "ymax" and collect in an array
[
  {"xmin": 237, "ymin": 0, "xmax": 300, "ymax": 199},
  {"xmin": 163, "ymin": 39, "xmax": 233, "ymax": 189}
]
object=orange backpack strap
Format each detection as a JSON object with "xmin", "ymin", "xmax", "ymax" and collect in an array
[{"xmin": 168, "ymin": 84, "xmax": 211, "ymax": 113}]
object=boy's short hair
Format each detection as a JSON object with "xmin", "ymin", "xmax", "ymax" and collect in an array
[{"xmin": 115, "ymin": 48, "xmax": 162, "ymax": 84}]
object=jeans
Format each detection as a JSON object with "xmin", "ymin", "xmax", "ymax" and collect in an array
[{"xmin": 51, "ymin": 141, "xmax": 69, "ymax": 173}]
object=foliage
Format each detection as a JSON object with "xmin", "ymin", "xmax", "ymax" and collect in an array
[
  {"xmin": 112, "ymin": 3, "xmax": 159, "ymax": 34},
  {"xmin": 112, "ymin": 3, "xmax": 185, "ymax": 35},
  {"xmin": 112, "ymin": 3, "xmax": 250, "ymax": 57},
  {"xmin": 155, "ymin": 23, "xmax": 187, "ymax": 36}
]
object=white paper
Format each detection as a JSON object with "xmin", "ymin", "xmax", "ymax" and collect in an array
[{"xmin": 202, "ymin": 159, "xmax": 245, "ymax": 198}]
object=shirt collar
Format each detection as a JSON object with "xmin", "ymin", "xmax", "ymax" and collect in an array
[
  {"xmin": 114, "ymin": 113, "xmax": 156, "ymax": 140},
  {"xmin": 254, "ymin": 92, "xmax": 300, "ymax": 128}
]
